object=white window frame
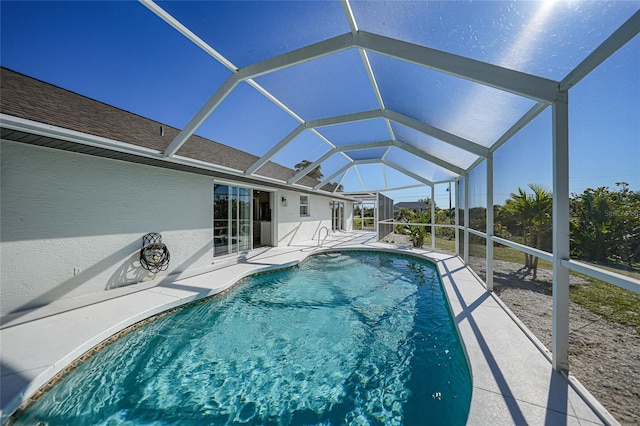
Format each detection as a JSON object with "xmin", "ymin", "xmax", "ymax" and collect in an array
[{"xmin": 300, "ymin": 195, "xmax": 309, "ymax": 217}]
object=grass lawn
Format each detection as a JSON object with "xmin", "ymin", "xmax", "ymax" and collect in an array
[
  {"xmin": 429, "ymin": 235, "xmax": 640, "ymax": 330},
  {"xmin": 570, "ymin": 279, "xmax": 640, "ymax": 330}
]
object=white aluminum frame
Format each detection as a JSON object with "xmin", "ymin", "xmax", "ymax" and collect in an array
[
  {"xmin": 552, "ymin": 93, "xmax": 571, "ymax": 372},
  {"xmin": 246, "ymin": 108, "xmax": 480, "ymax": 181},
  {"xmin": 486, "ymin": 153, "xmax": 494, "ymax": 292},
  {"xmin": 136, "ymin": 1, "xmax": 640, "ymax": 379}
]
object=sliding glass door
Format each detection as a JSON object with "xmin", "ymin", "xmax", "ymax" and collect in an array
[
  {"xmin": 214, "ymin": 185, "xmax": 231, "ymax": 256},
  {"xmin": 237, "ymin": 187, "xmax": 251, "ymax": 252},
  {"xmin": 214, "ymin": 184, "xmax": 252, "ymax": 257}
]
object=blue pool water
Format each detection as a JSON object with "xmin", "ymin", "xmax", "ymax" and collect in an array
[{"xmin": 15, "ymin": 251, "xmax": 471, "ymax": 425}]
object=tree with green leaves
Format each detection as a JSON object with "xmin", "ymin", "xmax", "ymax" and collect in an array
[
  {"xmin": 396, "ymin": 207, "xmax": 416, "ymax": 221},
  {"xmin": 570, "ymin": 182, "xmax": 640, "ymax": 266},
  {"xmin": 294, "ymin": 159, "xmax": 323, "ymax": 180},
  {"xmin": 394, "ymin": 207, "xmax": 416, "ymax": 235},
  {"xmin": 295, "ymin": 159, "xmax": 344, "ymax": 191},
  {"xmin": 408, "ymin": 211, "xmax": 431, "ymax": 248},
  {"xmin": 501, "ymin": 183, "xmax": 552, "ymax": 278}
]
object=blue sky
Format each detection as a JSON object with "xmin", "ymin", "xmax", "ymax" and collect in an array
[{"xmin": 1, "ymin": 1, "xmax": 638, "ymax": 206}]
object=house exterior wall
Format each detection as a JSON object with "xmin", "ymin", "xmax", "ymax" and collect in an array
[
  {"xmin": 0, "ymin": 140, "xmax": 352, "ymax": 317},
  {"xmin": 275, "ymin": 189, "xmax": 334, "ymax": 246},
  {"xmin": 345, "ymin": 202, "xmax": 354, "ymax": 232},
  {"xmin": 0, "ymin": 140, "xmax": 215, "ymax": 316}
]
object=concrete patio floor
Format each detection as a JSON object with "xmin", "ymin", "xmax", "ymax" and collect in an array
[{"xmin": 0, "ymin": 231, "xmax": 615, "ymax": 425}]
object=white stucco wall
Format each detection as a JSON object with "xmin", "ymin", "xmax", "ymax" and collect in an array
[
  {"xmin": 0, "ymin": 140, "xmax": 358, "ymax": 317},
  {"xmin": 345, "ymin": 202, "xmax": 354, "ymax": 232},
  {"xmin": 275, "ymin": 189, "xmax": 353, "ymax": 246},
  {"xmin": 0, "ymin": 140, "xmax": 215, "ymax": 316}
]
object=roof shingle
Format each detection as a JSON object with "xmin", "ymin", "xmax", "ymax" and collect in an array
[{"xmin": 0, "ymin": 67, "xmax": 317, "ymax": 187}]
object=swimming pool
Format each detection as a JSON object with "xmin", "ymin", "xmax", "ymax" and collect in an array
[{"xmin": 14, "ymin": 251, "xmax": 471, "ymax": 425}]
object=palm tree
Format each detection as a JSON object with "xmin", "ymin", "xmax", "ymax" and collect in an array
[
  {"xmin": 408, "ymin": 211, "xmax": 431, "ymax": 248},
  {"xmin": 502, "ymin": 184, "xmax": 552, "ymax": 279}
]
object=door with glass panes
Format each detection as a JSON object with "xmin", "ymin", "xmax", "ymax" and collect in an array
[
  {"xmin": 331, "ymin": 201, "xmax": 345, "ymax": 231},
  {"xmin": 213, "ymin": 184, "xmax": 251, "ymax": 257}
]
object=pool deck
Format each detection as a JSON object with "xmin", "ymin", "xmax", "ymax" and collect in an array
[{"xmin": 0, "ymin": 231, "xmax": 615, "ymax": 425}]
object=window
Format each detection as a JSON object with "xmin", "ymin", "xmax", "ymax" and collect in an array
[{"xmin": 300, "ymin": 195, "xmax": 309, "ymax": 217}]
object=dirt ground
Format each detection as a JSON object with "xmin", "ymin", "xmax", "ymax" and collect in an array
[
  {"xmin": 468, "ymin": 257, "xmax": 640, "ymax": 425},
  {"xmin": 381, "ymin": 235, "xmax": 640, "ymax": 424}
]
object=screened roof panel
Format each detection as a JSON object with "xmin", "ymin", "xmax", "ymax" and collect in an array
[
  {"xmin": 315, "ymin": 154, "xmax": 352, "ymax": 180},
  {"xmin": 391, "ymin": 123, "xmax": 479, "ymax": 170},
  {"xmin": 270, "ymin": 130, "xmax": 332, "ymax": 170},
  {"xmin": 356, "ymin": 164, "xmax": 387, "ymax": 191},
  {"xmin": 330, "ymin": 169, "xmax": 348, "ymax": 189},
  {"xmin": 385, "ymin": 148, "xmax": 458, "ymax": 183},
  {"xmin": 2, "ymin": 1, "xmax": 636, "ymax": 199},
  {"xmin": 344, "ymin": 148, "xmax": 388, "ymax": 162},
  {"xmin": 0, "ymin": 1, "xmax": 229, "ymax": 130},
  {"xmin": 157, "ymin": 1, "xmax": 350, "ymax": 68},
  {"xmin": 370, "ymin": 52, "xmax": 537, "ymax": 147},
  {"xmin": 340, "ymin": 167, "xmax": 364, "ymax": 193},
  {"xmin": 315, "ymin": 119, "xmax": 390, "ymax": 147},
  {"xmin": 351, "ymin": 1, "xmax": 639, "ymax": 80},
  {"xmin": 197, "ymin": 82, "xmax": 300, "ymax": 157},
  {"xmin": 254, "ymin": 49, "xmax": 379, "ymax": 121},
  {"xmin": 383, "ymin": 165, "xmax": 423, "ymax": 189}
]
